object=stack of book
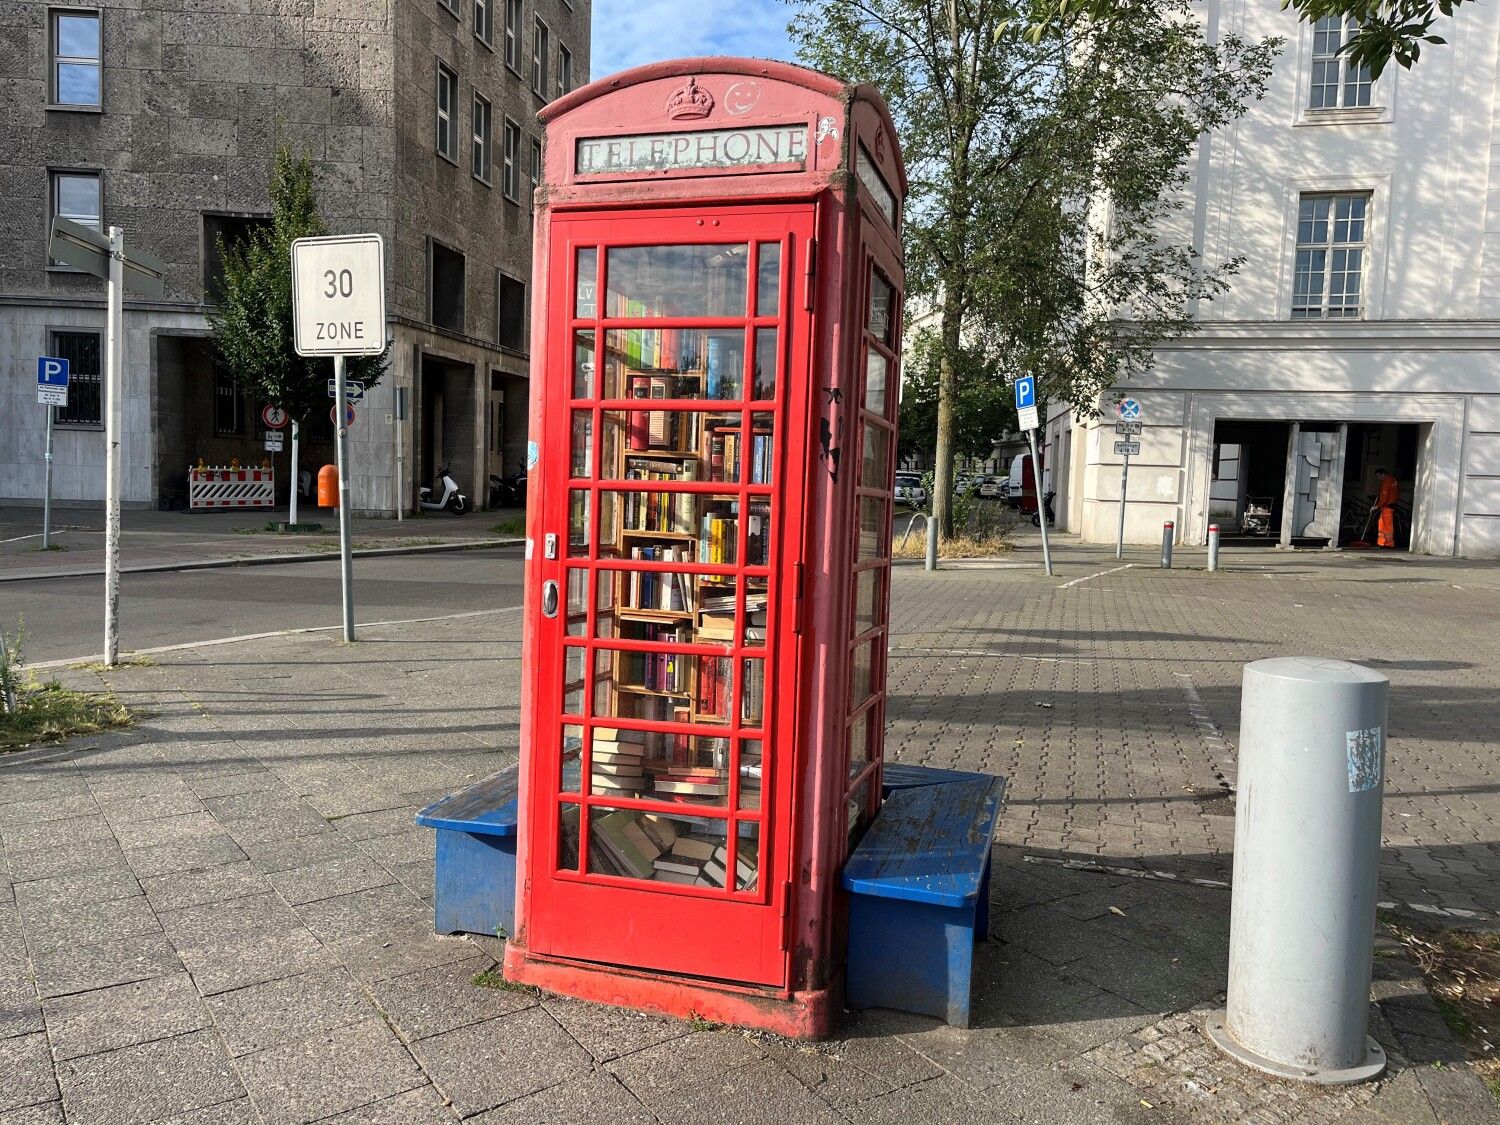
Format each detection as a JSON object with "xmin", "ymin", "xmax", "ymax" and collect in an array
[
  {"xmin": 622, "ymin": 460, "xmax": 696, "ymax": 533},
  {"xmin": 709, "ymin": 428, "xmax": 774, "ymax": 484},
  {"xmin": 741, "ymin": 661, "xmax": 765, "ymax": 726},
  {"xmin": 591, "ymin": 728, "xmax": 647, "ymax": 797},
  {"xmin": 702, "ymin": 843, "xmax": 758, "ymax": 891},
  {"xmin": 652, "ymin": 766, "xmax": 730, "ymax": 805},
  {"xmin": 651, "ymin": 834, "xmax": 717, "ymax": 885}
]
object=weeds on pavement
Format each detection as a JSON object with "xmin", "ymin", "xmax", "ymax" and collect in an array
[{"xmin": 0, "ymin": 622, "xmax": 133, "ymax": 752}]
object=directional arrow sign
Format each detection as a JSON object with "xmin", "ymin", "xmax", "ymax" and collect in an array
[
  {"xmin": 328, "ymin": 378, "xmax": 366, "ymax": 402},
  {"xmin": 48, "ymin": 216, "xmax": 167, "ymax": 297}
]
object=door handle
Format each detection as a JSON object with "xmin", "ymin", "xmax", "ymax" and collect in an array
[{"xmin": 541, "ymin": 579, "xmax": 559, "ymax": 618}]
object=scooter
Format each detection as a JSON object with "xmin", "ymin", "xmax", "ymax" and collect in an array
[
  {"xmin": 419, "ymin": 468, "xmax": 469, "ymax": 515},
  {"xmin": 488, "ymin": 470, "xmax": 528, "ymax": 509},
  {"xmin": 1031, "ymin": 490, "xmax": 1056, "ymax": 528}
]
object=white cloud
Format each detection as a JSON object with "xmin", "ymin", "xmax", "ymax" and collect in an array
[{"xmin": 589, "ymin": 0, "xmax": 798, "ymax": 79}]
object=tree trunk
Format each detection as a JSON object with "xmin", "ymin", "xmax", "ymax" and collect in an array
[{"xmin": 932, "ymin": 297, "xmax": 962, "ymax": 538}]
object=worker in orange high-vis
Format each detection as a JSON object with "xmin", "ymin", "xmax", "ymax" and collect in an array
[{"xmin": 1374, "ymin": 468, "xmax": 1400, "ymax": 549}]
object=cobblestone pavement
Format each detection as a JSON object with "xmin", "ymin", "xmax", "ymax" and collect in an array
[{"xmin": 1, "ymin": 542, "xmax": 1496, "ymax": 1122}]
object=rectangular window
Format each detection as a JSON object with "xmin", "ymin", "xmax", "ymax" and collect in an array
[
  {"xmin": 51, "ymin": 331, "xmax": 101, "ymax": 426},
  {"xmin": 436, "ymin": 63, "xmax": 458, "ymax": 162},
  {"xmin": 50, "ymin": 9, "xmax": 101, "ymax": 108},
  {"xmin": 530, "ymin": 137, "xmax": 542, "ymax": 192},
  {"xmin": 1291, "ymin": 192, "xmax": 1369, "ymax": 320},
  {"xmin": 202, "ymin": 213, "xmax": 272, "ymax": 305},
  {"xmin": 214, "ymin": 365, "xmax": 243, "ymax": 435},
  {"xmin": 504, "ymin": 0, "xmax": 521, "ymax": 71},
  {"xmin": 429, "ymin": 238, "xmax": 466, "ymax": 332},
  {"xmin": 558, "ymin": 44, "xmax": 572, "ymax": 97},
  {"xmin": 438, "ymin": 0, "xmax": 458, "ymax": 16},
  {"xmin": 1309, "ymin": 16, "xmax": 1372, "ymax": 109},
  {"xmin": 49, "ymin": 169, "xmax": 101, "ymax": 267},
  {"xmin": 472, "ymin": 93, "xmax": 492, "ymax": 183},
  {"xmin": 503, "ymin": 118, "xmax": 520, "ymax": 201},
  {"xmin": 474, "ymin": 0, "xmax": 492, "ymax": 45},
  {"xmin": 496, "ymin": 272, "xmax": 526, "ymax": 350},
  {"xmin": 532, "ymin": 18, "xmax": 549, "ymax": 97}
]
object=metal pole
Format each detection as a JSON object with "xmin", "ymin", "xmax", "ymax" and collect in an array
[
  {"xmin": 1115, "ymin": 451, "xmax": 1130, "ymax": 560},
  {"xmin": 333, "ymin": 355, "xmax": 355, "ymax": 641},
  {"xmin": 103, "ymin": 226, "xmax": 124, "ymax": 667},
  {"xmin": 394, "ymin": 389, "xmax": 404, "ymax": 522},
  {"xmin": 1028, "ymin": 429, "xmax": 1053, "ymax": 577},
  {"xmin": 289, "ymin": 419, "xmax": 300, "ymax": 527},
  {"xmin": 1160, "ymin": 521, "xmax": 1174, "ymax": 569},
  {"xmin": 1209, "ymin": 657, "xmax": 1389, "ymax": 1084},
  {"xmin": 924, "ymin": 514, "xmax": 938, "ymax": 571},
  {"xmin": 1207, "ymin": 523, "xmax": 1220, "ymax": 572},
  {"xmin": 42, "ymin": 406, "xmax": 55, "ymax": 549}
]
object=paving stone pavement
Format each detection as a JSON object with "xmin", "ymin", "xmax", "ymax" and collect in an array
[{"xmin": 0, "ymin": 541, "xmax": 1495, "ymax": 1122}]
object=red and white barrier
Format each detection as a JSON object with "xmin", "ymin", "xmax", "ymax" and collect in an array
[{"xmin": 189, "ymin": 466, "xmax": 275, "ymax": 510}]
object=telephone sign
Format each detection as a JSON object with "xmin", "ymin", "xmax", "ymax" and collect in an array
[{"xmin": 291, "ymin": 234, "xmax": 386, "ymax": 357}]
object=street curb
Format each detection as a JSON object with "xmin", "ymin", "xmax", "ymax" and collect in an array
[{"xmin": 0, "ymin": 536, "xmax": 524, "ymax": 583}]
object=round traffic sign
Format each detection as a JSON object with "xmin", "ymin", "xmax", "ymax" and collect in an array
[
  {"xmin": 331, "ymin": 403, "xmax": 356, "ymax": 427},
  {"xmin": 1117, "ymin": 397, "xmax": 1142, "ymax": 421},
  {"xmin": 261, "ymin": 404, "xmax": 289, "ymax": 430}
]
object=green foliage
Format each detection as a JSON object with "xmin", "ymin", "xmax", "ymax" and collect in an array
[
  {"xmin": 898, "ymin": 326, "xmax": 1017, "ymax": 461},
  {"xmin": 1023, "ymin": 0, "xmax": 1463, "ymax": 78},
  {"xmin": 207, "ymin": 145, "xmax": 386, "ymax": 427}
]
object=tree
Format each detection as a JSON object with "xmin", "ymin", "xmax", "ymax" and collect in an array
[
  {"xmin": 897, "ymin": 326, "xmax": 1015, "ymax": 463},
  {"xmin": 790, "ymin": 0, "xmax": 1276, "ymax": 534},
  {"xmin": 1024, "ymin": 0, "xmax": 1464, "ymax": 77},
  {"xmin": 208, "ymin": 145, "xmax": 385, "ymax": 433}
]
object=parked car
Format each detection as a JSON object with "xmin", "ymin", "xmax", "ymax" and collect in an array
[
  {"xmin": 977, "ymin": 476, "xmax": 1004, "ymax": 498},
  {"xmin": 894, "ymin": 473, "xmax": 928, "ymax": 508}
]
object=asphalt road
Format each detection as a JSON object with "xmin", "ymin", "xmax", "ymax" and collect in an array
[{"xmin": 3, "ymin": 545, "xmax": 526, "ymax": 664}]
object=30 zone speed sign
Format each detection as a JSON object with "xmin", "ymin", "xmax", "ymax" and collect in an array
[{"xmin": 291, "ymin": 234, "xmax": 386, "ymax": 357}]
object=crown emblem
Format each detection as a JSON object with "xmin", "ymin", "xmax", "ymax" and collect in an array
[{"xmin": 665, "ymin": 76, "xmax": 714, "ymax": 120}]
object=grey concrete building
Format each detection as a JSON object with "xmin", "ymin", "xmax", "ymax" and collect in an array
[{"xmin": 0, "ymin": 0, "xmax": 589, "ymax": 514}]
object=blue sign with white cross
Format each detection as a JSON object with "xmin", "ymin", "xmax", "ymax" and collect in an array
[
  {"xmin": 37, "ymin": 356, "xmax": 69, "ymax": 406},
  {"xmin": 1117, "ymin": 397, "xmax": 1142, "ymax": 421},
  {"xmin": 1014, "ymin": 376, "xmax": 1035, "ymax": 411}
]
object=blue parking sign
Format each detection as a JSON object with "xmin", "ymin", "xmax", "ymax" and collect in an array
[
  {"xmin": 38, "ymin": 357, "xmax": 69, "ymax": 387},
  {"xmin": 1014, "ymin": 376, "xmax": 1035, "ymax": 411}
]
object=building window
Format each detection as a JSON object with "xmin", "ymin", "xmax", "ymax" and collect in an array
[
  {"xmin": 496, "ymin": 272, "xmax": 526, "ymax": 350},
  {"xmin": 531, "ymin": 18, "xmax": 549, "ymax": 98},
  {"xmin": 51, "ymin": 331, "xmax": 102, "ymax": 426},
  {"xmin": 530, "ymin": 137, "xmax": 542, "ymax": 192},
  {"xmin": 502, "ymin": 119, "xmax": 520, "ymax": 201},
  {"xmin": 1292, "ymin": 192, "xmax": 1369, "ymax": 319},
  {"xmin": 214, "ymin": 365, "xmax": 243, "ymax": 435},
  {"xmin": 50, "ymin": 9, "xmax": 101, "ymax": 108},
  {"xmin": 504, "ymin": 0, "xmax": 521, "ymax": 71},
  {"xmin": 49, "ymin": 169, "xmax": 101, "ymax": 266},
  {"xmin": 203, "ymin": 213, "xmax": 272, "ymax": 305},
  {"xmin": 429, "ymin": 238, "xmax": 466, "ymax": 333},
  {"xmin": 436, "ymin": 63, "xmax": 458, "ymax": 163},
  {"xmin": 474, "ymin": 0, "xmax": 492, "ymax": 46},
  {"xmin": 1309, "ymin": 16, "xmax": 1372, "ymax": 109},
  {"xmin": 438, "ymin": 0, "xmax": 458, "ymax": 17},
  {"xmin": 557, "ymin": 45, "xmax": 572, "ymax": 97},
  {"xmin": 472, "ymin": 93, "xmax": 492, "ymax": 183}
]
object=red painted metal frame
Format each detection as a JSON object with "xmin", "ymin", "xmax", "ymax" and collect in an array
[{"xmin": 507, "ymin": 57, "xmax": 905, "ymax": 1038}]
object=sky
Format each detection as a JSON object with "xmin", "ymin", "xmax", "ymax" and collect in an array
[{"xmin": 589, "ymin": 0, "xmax": 799, "ymax": 79}]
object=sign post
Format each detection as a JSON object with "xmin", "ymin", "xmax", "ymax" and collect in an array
[
  {"xmin": 37, "ymin": 357, "xmax": 70, "ymax": 550},
  {"xmin": 1015, "ymin": 376, "xmax": 1052, "ymax": 576},
  {"xmin": 291, "ymin": 233, "xmax": 386, "ymax": 643},
  {"xmin": 1115, "ymin": 398, "xmax": 1143, "ymax": 559},
  {"xmin": 48, "ymin": 216, "xmax": 166, "ymax": 666}
]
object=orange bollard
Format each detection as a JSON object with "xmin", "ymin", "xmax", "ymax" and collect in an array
[{"xmin": 317, "ymin": 464, "xmax": 338, "ymax": 508}]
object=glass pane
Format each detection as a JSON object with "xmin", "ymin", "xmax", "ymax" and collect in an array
[
  {"xmin": 755, "ymin": 243, "xmax": 780, "ymax": 317},
  {"xmin": 846, "ymin": 778, "xmax": 871, "ymax": 851},
  {"xmin": 854, "ymin": 567, "xmax": 883, "ymax": 635},
  {"xmin": 586, "ymin": 806, "xmax": 739, "ymax": 887},
  {"xmin": 573, "ymin": 330, "xmax": 595, "ymax": 398},
  {"xmin": 734, "ymin": 821, "xmax": 761, "ymax": 892},
  {"xmin": 850, "ymin": 640, "xmax": 875, "ymax": 710},
  {"xmin": 570, "ymin": 411, "xmax": 592, "ymax": 478},
  {"xmin": 563, "ymin": 646, "xmax": 585, "ymax": 715},
  {"xmin": 560, "ymin": 724, "xmax": 583, "ymax": 791},
  {"xmin": 864, "ymin": 351, "xmax": 889, "ymax": 416},
  {"xmin": 568, "ymin": 490, "xmax": 590, "ymax": 556},
  {"xmin": 739, "ymin": 740, "xmax": 763, "ymax": 810},
  {"xmin": 752, "ymin": 329, "xmax": 778, "ymax": 400},
  {"xmin": 57, "ymin": 14, "xmax": 100, "ymax": 58},
  {"xmin": 589, "ymin": 730, "xmax": 732, "ymax": 807},
  {"xmin": 597, "ymin": 411, "xmax": 773, "ymax": 486},
  {"xmin": 867, "ymin": 271, "xmax": 894, "ymax": 343},
  {"xmin": 603, "ymin": 329, "xmax": 745, "ymax": 401},
  {"xmin": 605, "ymin": 244, "xmax": 748, "ymax": 319},
  {"xmin": 565, "ymin": 568, "xmax": 588, "ymax": 636},
  {"xmin": 858, "ymin": 496, "xmax": 886, "ymax": 559},
  {"xmin": 558, "ymin": 804, "xmax": 581, "ymax": 871},
  {"xmin": 575, "ymin": 248, "xmax": 597, "ymax": 318},
  {"xmin": 861, "ymin": 423, "xmax": 889, "ymax": 489},
  {"xmin": 741, "ymin": 657, "xmax": 764, "ymax": 726},
  {"xmin": 740, "ymin": 584, "xmax": 768, "ymax": 647},
  {"xmin": 56, "ymin": 62, "xmax": 99, "ymax": 105},
  {"xmin": 847, "ymin": 708, "xmax": 871, "ymax": 781},
  {"xmin": 56, "ymin": 175, "xmax": 100, "ymax": 224}
]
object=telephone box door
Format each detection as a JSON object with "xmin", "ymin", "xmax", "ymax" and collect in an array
[{"xmin": 528, "ymin": 205, "xmax": 814, "ymax": 987}]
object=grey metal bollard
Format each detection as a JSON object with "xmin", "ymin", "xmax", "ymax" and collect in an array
[
  {"xmin": 1160, "ymin": 521, "xmax": 1174, "ymax": 568},
  {"xmin": 1207, "ymin": 523, "xmax": 1220, "ymax": 572},
  {"xmin": 924, "ymin": 514, "xmax": 938, "ymax": 572},
  {"xmin": 1208, "ymin": 658, "xmax": 1390, "ymax": 1085}
]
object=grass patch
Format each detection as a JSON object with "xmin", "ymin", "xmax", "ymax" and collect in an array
[
  {"xmin": 471, "ymin": 967, "xmax": 538, "ymax": 996},
  {"xmin": 71, "ymin": 656, "xmax": 156, "ymax": 672},
  {"xmin": 1, "ymin": 680, "xmax": 132, "ymax": 752},
  {"xmin": 1383, "ymin": 917, "xmax": 1500, "ymax": 1104},
  {"xmin": 491, "ymin": 517, "xmax": 526, "ymax": 536},
  {"xmin": 892, "ymin": 530, "xmax": 1016, "ymax": 559}
]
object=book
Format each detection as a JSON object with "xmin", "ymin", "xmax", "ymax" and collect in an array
[
  {"xmin": 638, "ymin": 813, "xmax": 678, "ymax": 852},
  {"xmin": 669, "ymin": 836, "xmax": 717, "ymax": 862}
]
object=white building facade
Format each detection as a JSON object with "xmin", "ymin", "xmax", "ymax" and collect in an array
[{"xmin": 1046, "ymin": 2, "xmax": 1500, "ymax": 557}]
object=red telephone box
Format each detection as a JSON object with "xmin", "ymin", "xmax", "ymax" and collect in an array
[{"xmin": 504, "ymin": 58, "xmax": 906, "ymax": 1038}]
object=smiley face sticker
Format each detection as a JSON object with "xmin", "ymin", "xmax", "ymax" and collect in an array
[{"xmin": 723, "ymin": 81, "xmax": 762, "ymax": 116}]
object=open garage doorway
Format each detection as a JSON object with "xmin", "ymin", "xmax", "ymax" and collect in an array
[
  {"xmin": 1340, "ymin": 423, "xmax": 1421, "ymax": 550},
  {"xmin": 1208, "ymin": 421, "xmax": 1290, "ymax": 543}
]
